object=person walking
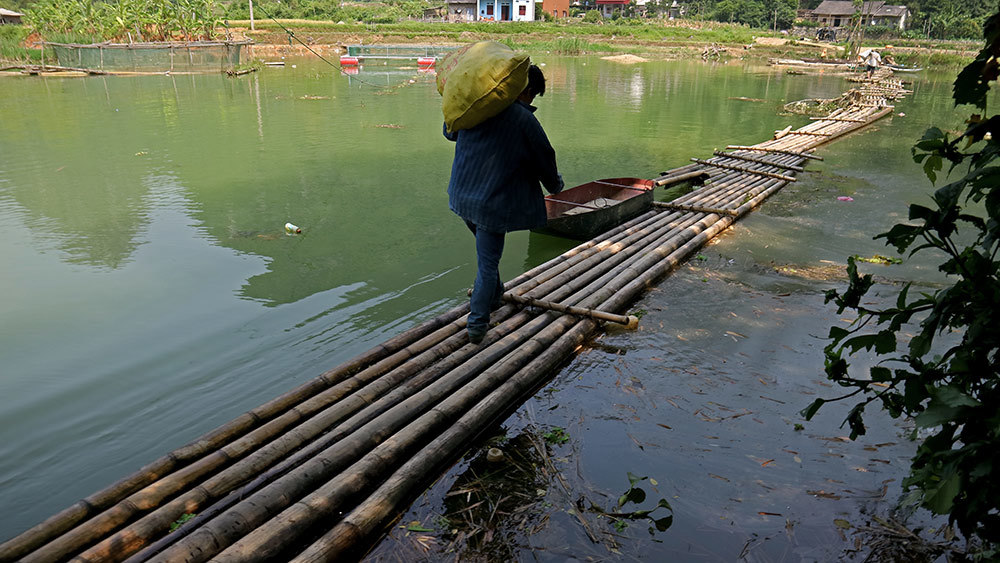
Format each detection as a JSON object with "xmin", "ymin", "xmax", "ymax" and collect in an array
[
  {"xmin": 863, "ymin": 49, "xmax": 882, "ymax": 79},
  {"xmin": 444, "ymin": 64, "xmax": 563, "ymax": 344}
]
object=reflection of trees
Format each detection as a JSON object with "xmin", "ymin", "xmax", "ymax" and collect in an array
[{"xmin": 1, "ymin": 151, "xmax": 153, "ymax": 271}]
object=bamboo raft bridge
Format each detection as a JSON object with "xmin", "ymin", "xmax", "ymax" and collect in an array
[{"xmin": 0, "ymin": 70, "xmax": 910, "ymax": 562}]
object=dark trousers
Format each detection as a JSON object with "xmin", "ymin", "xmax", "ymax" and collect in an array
[{"xmin": 465, "ymin": 221, "xmax": 505, "ymax": 333}]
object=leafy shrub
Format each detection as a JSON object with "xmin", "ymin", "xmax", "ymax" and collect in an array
[{"xmin": 809, "ymin": 9, "xmax": 1000, "ymax": 552}]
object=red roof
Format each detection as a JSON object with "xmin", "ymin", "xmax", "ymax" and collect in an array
[{"xmin": 595, "ymin": 0, "xmax": 628, "ymax": 4}]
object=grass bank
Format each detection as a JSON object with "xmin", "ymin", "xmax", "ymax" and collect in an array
[{"xmin": 233, "ymin": 19, "xmax": 976, "ymax": 67}]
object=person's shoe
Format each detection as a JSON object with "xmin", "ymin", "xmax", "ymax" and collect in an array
[{"xmin": 468, "ymin": 326, "xmax": 487, "ymax": 345}]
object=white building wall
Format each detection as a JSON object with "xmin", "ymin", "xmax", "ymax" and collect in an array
[{"xmin": 512, "ymin": 0, "xmax": 534, "ymax": 20}]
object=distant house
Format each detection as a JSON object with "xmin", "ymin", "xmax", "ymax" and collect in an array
[
  {"xmin": 445, "ymin": 0, "xmax": 478, "ymax": 21},
  {"xmin": 667, "ymin": 0, "xmax": 684, "ymax": 19},
  {"xmin": 809, "ymin": 1, "xmax": 910, "ymax": 30},
  {"xmin": 0, "ymin": 7, "xmax": 24, "ymax": 25},
  {"xmin": 480, "ymin": 0, "xmax": 535, "ymax": 21},
  {"xmin": 595, "ymin": 0, "xmax": 627, "ymax": 18},
  {"xmin": 542, "ymin": 0, "xmax": 570, "ymax": 19}
]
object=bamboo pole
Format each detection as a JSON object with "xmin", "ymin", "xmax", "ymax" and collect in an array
[
  {"xmin": 652, "ymin": 169, "xmax": 709, "ymax": 187},
  {"xmin": 724, "ymin": 146, "xmax": 823, "ymax": 160},
  {"xmin": 652, "ymin": 201, "xmax": 739, "ymax": 216},
  {"xmin": 500, "ymin": 292, "xmax": 639, "ymax": 328},
  {"xmin": 691, "ymin": 158, "xmax": 795, "ymax": 182},
  {"xmin": 810, "ymin": 116, "xmax": 867, "ymax": 122},
  {"xmin": 289, "ymin": 316, "xmax": 599, "ymax": 562},
  {"xmin": 712, "ymin": 150, "xmax": 805, "ymax": 172}
]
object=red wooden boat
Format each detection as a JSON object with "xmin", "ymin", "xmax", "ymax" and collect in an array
[{"xmin": 535, "ymin": 177, "xmax": 655, "ymax": 240}]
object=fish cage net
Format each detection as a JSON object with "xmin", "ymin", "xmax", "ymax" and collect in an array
[
  {"xmin": 46, "ymin": 41, "xmax": 251, "ymax": 72},
  {"xmin": 345, "ymin": 44, "xmax": 456, "ymax": 59}
]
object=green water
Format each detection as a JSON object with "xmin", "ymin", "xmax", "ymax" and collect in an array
[{"xmin": 0, "ymin": 56, "xmax": 967, "ymax": 545}]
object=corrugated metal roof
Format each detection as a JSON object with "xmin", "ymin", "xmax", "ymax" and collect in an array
[
  {"xmin": 812, "ymin": 1, "xmax": 884, "ymax": 16},
  {"xmin": 874, "ymin": 4, "xmax": 908, "ymax": 17}
]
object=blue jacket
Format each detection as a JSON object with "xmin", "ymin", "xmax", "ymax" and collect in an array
[{"xmin": 445, "ymin": 100, "xmax": 562, "ymax": 233}]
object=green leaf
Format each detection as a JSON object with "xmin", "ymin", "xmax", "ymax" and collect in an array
[
  {"xmin": 874, "ymin": 330, "xmax": 896, "ymax": 354},
  {"xmin": 800, "ymin": 398, "xmax": 825, "ymax": 421},
  {"xmin": 406, "ymin": 524, "xmax": 434, "ymax": 532},
  {"xmin": 653, "ymin": 515, "xmax": 673, "ymax": 531},
  {"xmin": 915, "ymin": 385, "xmax": 979, "ymax": 428},
  {"xmin": 909, "ymin": 333, "xmax": 931, "ymax": 357},
  {"xmin": 622, "ymin": 487, "xmax": 646, "ymax": 506},
  {"xmin": 626, "ymin": 472, "xmax": 646, "ymax": 488},
  {"xmin": 933, "ymin": 385, "xmax": 981, "ymax": 409},
  {"xmin": 828, "ymin": 326, "xmax": 849, "ymax": 342},
  {"xmin": 924, "ymin": 470, "xmax": 961, "ymax": 515},
  {"xmin": 870, "ymin": 366, "xmax": 892, "ymax": 382}
]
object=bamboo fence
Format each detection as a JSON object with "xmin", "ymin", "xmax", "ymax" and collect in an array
[{"xmin": 0, "ymin": 73, "xmax": 909, "ymax": 563}]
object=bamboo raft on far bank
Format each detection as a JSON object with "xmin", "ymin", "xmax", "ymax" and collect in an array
[{"xmin": 0, "ymin": 70, "xmax": 910, "ymax": 563}]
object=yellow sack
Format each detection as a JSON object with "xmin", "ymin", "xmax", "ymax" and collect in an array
[{"xmin": 437, "ymin": 41, "xmax": 530, "ymax": 134}]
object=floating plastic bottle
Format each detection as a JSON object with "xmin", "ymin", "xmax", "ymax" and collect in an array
[{"xmin": 285, "ymin": 222, "xmax": 302, "ymax": 234}]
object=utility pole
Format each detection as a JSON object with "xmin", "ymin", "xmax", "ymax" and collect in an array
[{"xmin": 249, "ymin": 0, "xmax": 255, "ymax": 31}]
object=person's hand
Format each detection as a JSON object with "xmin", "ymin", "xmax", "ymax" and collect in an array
[{"xmin": 557, "ymin": 173, "xmax": 564, "ymax": 191}]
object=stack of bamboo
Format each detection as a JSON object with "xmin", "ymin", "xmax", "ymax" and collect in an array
[{"xmin": 0, "ymin": 73, "xmax": 910, "ymax": 563}]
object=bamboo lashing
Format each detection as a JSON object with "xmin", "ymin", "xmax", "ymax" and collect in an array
[
  {"xmin": 0, "ymin": 69, "xmax": 912, "ymax": 563},
  {"xmin": 690, "ymin": 158, "xmax": 797, "ymax": 182}
]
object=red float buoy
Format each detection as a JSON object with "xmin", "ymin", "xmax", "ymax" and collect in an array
[
  {"xmin": 340, "ymin": 55, "xmax": 359, "ymax": 66},
  {"xmin": 417, "ymin": 57, "xmax": 436, "ymax": 67}
]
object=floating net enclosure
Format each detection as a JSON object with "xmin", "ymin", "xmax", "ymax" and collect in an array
[
  {"xmin": 46, "ymin": 40, "xmax": 252, "ymax": 73},
  {"xmin": 345, "ymin": 44, "xmax": 456, "ymax": 60}
]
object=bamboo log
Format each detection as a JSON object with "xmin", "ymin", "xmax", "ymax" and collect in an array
[
  {"xmin": 810, "ymin": 116, "xmax": 867, "ymax": 122},
  {"xmin": 500, "ymin": 292, "xmax": 639, "ymax": 328},
  {"xmin": 289, "ymin": 316, "xmax": 599, "ymax": 562},
  {"xmin": 652, "ymin": 201, "xmax": 739, "ymax": 216},
  {"xmin": 1, "ymin": 298, "xmax": 483, "ymax": 560},
  {"xmin": 652, "ymin": 169, "xmax": 709, "ymax": 187},
  {"xmin": 724, "ymin": 145, "xmax": 823, "ymax": 160},
  {"xmin": 711, "ymin": 150, "xmax": 805, "ymax": 171},
  {"xmin": 782, "ymin": 130, "xmax": 833, "ymax": 137},
  {"xmin": 690, "ymin": 158, "xmax": 797, "ymax": 182}
]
